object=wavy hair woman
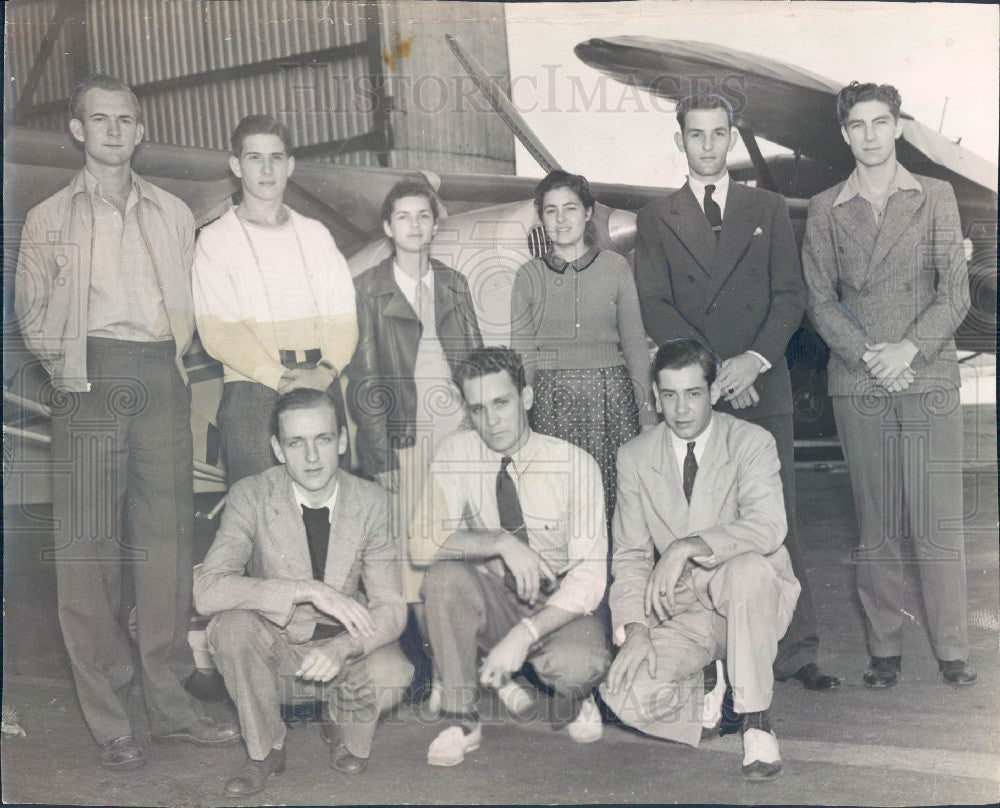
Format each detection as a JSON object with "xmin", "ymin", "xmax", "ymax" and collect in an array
[{"xmin": 510, "ymin": 170, "xmax": 657, "ymax": 519}]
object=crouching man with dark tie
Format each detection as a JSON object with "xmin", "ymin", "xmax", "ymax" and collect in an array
[
  {"xmin": 194, "ymin": 388, "xmax": 412, "ymax": 796},
  {"xmin": 411, "ymin": 346, "xmax": 611, "ymax": 767},
  {"xmin": 599, "ymin": 339, "xmax": 800, "ymax": 781}
]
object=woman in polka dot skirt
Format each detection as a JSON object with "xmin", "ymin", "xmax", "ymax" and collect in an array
[{"xmin": 510, "ymin": 170, "xmax": 658, "ymax": 524}]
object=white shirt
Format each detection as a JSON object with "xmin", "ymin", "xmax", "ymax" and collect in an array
[
  {"xmin": 393, "ymin": 261, "xmax": 434, "ymax": 314},
  {"xmin": 412, "ymin": 428, "xmax": 608, "ymax": 615},
  {"xmin": 291, "ymin": 480, "xmax": 339, "ymax": 522},
  {"xmin": 687, "ymin": 172, "xmax": 731, "ymax": 217}
]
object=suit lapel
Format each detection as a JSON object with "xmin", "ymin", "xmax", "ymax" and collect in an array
[
  {"xmin": 265, "ymin": 473, "xmax": 312, "ymax": 580},
  {"xmin": 662, "ymin": 186, "xmax": 716, "ymax": 276},
  {"xmin": 829, "ymin": 199, "xmax": 877, "ymax": 288},
  {"xmin": 686, "ymin": 417, "xmax": 733, "ymax": 533},
  {"xmin": 868, "ymin": 190, "xmax": 926, "ymax": 272},
  {"xmin": 640, "ymin": 426, "xmax": 689, "ymax": 542},
  {"xmin": 706, "ymin": 183, "xmax": 761, "ymax": 302},
  {"xmin": 323, "ymin": 471, "xmax": 364, "ymax": 590}
]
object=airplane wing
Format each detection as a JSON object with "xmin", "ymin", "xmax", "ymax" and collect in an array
[{"xmin": 574, "ymin": 37, "xmax": 998, "ymax": 208}]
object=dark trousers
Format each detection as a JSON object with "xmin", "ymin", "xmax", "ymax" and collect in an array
[
  {"xmin": 218, "ymin": 379, "xmax": 348, "ymax": 485},
  {"xmin": 50, "ymin": 337, "xmax": 198, "ymax": 744},
  {"xmin": 423, "ymin": 561, "xmax": 611, "ymax": 723},
  {"xmin": 735, "ymin": 411, "xmax": 820, "ymax": 677}
]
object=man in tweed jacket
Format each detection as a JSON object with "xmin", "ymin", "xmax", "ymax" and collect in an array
[{"xmin": 802, "ymin": 81, "xmax": 975, "ymax": 689}]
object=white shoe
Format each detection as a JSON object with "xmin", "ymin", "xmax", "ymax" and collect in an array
[
  {"xmin": 496, "ymin": 680, "xmax": 534, "ymax": 715},
  {"xmin": 565, "ymin": 696, "xmax": 603, "ymax": 744},
  {"xmin": 702, "ymin": 660, "xmax": 725, "ymax": 729},
  {"xmin": 427, "ymin": 724, "xmax": 482, "ymax": 767},
  {"xmin": 741, "ymin": 727, "xmax": 782, "ymax": 781}
]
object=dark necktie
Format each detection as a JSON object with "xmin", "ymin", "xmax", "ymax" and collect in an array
[
  {"xmin": 496, "ymin": 456, "xmax": 529, "ymax": 545},
  {"xmin": 301, "ymin": 504, "xmax": 331, "ymax": 581},
  {"xmin": 704, "ymin": 184, "xmax": 723, "ymax": 240},
  {"xmin": 682, "ymin": 441, "xmax": 698, "ymax": 504}
]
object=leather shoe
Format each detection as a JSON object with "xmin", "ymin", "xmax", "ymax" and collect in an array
[
  {"xmin": 99, "ymin": 735, "xmax": 146, "ymax": 771},
  {"xmin": 224, "ymin": 746, "xmax": 286, "ymax": 797},
  {"xmin": 154, "ymin": 715, "xmax": 241, "ymax": 746},
  {"xmin": 862, "ymin": 655, "xmax": 901, "ymax": 689},
  {"xmin": 939, "ymin": 659, "xmax": 977, "ymax": 686},
  {"xmin": 791, "ymin": 663, "xmax": 841, "ymax": 691},
  {"xmin": 330, "ymin": 740, "xmax": 369, "ymax": 773}
]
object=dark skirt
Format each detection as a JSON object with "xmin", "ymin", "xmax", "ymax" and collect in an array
[{"xmin": 530, "ymin": 364, "xmax": 640, "ymax": 519}]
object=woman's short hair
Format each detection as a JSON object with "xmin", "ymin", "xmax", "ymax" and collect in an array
[
  {"xmin": 532, "ymin": 170, "xmax": 596, "ymax": 219},
  {"xmin": 380, "ymin": 179, "xmax": 440, "ymax": 224}
]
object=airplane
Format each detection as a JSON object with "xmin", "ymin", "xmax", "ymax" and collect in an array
[{"xmin": 4, "ymin": 36, "xmax": 996, "ymax": 502}]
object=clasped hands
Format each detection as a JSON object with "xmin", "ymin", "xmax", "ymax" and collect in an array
[
  {"xmin": 294, "ymin": 580, "xmax": 373, "ymax": 683},
  {"xmin": 711, "ymin": 352, "xmax": 764, "ymax": 410},
  {"xmin": 861, "ymin": 340, "xmax": 918, "ymax": 393},
  {"xmin": 277, "ymin": 363, "xmax": 337, "ymax": 394}
]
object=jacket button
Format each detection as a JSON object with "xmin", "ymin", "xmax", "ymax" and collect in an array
[
  {"xmin": 904, "ymin": 282, "xmax": 913, "ymax": 292},
  {"xmin": 687, "ymin": 274, "xmax": 694, "ymax": 281}
]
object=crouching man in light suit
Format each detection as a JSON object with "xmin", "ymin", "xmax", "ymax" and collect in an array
[
  {"xmin": 194, "ymin": 388, "xmax": 411, "ymax": 797},
  {"xmin": 600, "ymin": 339, "xmax": 800, "ymax": 782}
]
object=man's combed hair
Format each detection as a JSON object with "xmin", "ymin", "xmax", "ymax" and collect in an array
[
  {"xmin": 269, "ymin": 387, "xmax": 339, "ymax": 438},
  {"xmin": 230, "ymin": 113, "xmax": 293, "ymax": 157},
  {"xmin": 652, "ymin": 338, "xmax": 719, "ymax": 388},
  {"xmin": 835, "ymin": 81, "xmax": 902, "ymax": 125},
  {"xmin": 453, "ymin": 346, "xmax": 527, "ymax": 394},
  {"xmin": 380, "ymin": 179, "xmax": 440, "ymax": 224},
  {"xmin": 69, "ymin": 73, "xmax": 140, "ymax": 122},
  {"xmin": 675, "ymin": 92, "xmax": 735, "ymax": 131}
]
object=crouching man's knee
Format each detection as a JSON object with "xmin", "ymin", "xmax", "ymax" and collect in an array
[{"xmin": 206, "ymin": 609, "xmax": 267, "ymax": 661}]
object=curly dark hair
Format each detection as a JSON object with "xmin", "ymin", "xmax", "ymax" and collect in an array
[
  {"xmin": 453, "ymin": 346, "xmax": 527, "ymax": 395},
  {"xmin": 835, "ymin": 81, "xmax": 902, "ymax": 125},
  {"xmin": 675, "ymin": 92, "xmax": 734, "ymax": 132}
]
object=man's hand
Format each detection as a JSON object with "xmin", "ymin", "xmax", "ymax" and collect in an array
[
  {"xmin": 713, "ymin": 353, "xmax": 764, "ymax": 401},
  {"xmin": 375, "ymin": 468, "xmax": 399, "ymax": 493},
  {"xmin": 726, "ymin": 383, "xmax": 759, "ymax": 410},
  {"xmin": 498, "ymin": 534, "xmax": 558, "ymax": 606},
  {"xmin": 606, "ymin": 623, "xmax": 657, "ymax": 694},
  {"xmin": 862, "ymin": 341, "xmax": 919, "ymax": 384},
  {"xmin": 296, "ymin": 640, "xmax": 353, "ymax": 683},
  {"xmin": 479, "ymin": 621, "xmax": 533, "ymax": 690},
  {"xmin": 277, "ymin": 365, "xmax": 336, "ymax": 394},
  {"xmin": 878, "ymin": 366, "xmax": 915, "ymax": 394},
  {"xmin": 644, "ymin": 536, "xmax": 711, "ymax": 621},
  {"xmin": 300, "ymin": 581, "xmax": 375, "ymax": 640}
]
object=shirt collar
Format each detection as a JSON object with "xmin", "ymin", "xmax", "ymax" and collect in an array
[
  {"xmin": 668, "ymin": 413, "xmax": 715, "ymax": 459},
  {"xmin": 78, "ymin": 168, "xmax": 162, "ymax": 211},
  {"xmin": 686, "ymin": 172, "xmax": 730, "ymax": 199},
  {"xmin": 292, "ymin": 479, "xmax": 339, "ymax": 521},
  {"xmin": 494, "ymin": 428, "xmax": 541, "ymax": 473},
  {"xmin": 393, "ymin": 261, "xmax": 434, "ymax": 294},
  {"xmin": 833, "ymin": 162, "xmax": 921, "ymax": 207},
  {"xmin": 541, "ymin": 246, "xmax": 600, "ymax": 275}
]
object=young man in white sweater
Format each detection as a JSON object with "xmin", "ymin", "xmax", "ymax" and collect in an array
[{"xmin": 193, "ymin": 114, "xmax": 358, "ymax": 483}]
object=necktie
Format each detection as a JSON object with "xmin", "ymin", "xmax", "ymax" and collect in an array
[
  {"xmin": 301, "ymin": 505, "xmax": 331, "ymax": 581},
  {"xmin": 682, "ymin": 441, "xmax": 698, "ymax": 504},
  {"xmin": 496, "ymin": 456, "xmax": 529, "ymax": 546},
  {"xmin": 704, "ymin": 184, "xmax": 723, "ymax": 239}
]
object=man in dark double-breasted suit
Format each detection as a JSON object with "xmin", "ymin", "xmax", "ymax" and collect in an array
[{"xmin": 633, "ymin": 92, "xmax": 839, "ymax": 691}]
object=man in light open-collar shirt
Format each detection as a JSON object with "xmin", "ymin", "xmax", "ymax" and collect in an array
[{"xmin": 411, "ymin": 347, "xmax": 610, "ymax": 768}]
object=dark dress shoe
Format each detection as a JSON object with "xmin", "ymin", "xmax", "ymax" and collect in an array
[
  {"xmin": 792, "ymin": 663, "xmax": 842, "ymax": 691},
  {"xmin": 99, "ymin": 735, "xmax": 146, "ymax": 771},
  {"xmin": 862, "ymin": 655, "xmax": 901, "ymax": 688},
  {"xmin": 154, "ymin": 715, "xmax": 241, "ymax": 747},
  {"xmin": 224, "ymin": 746, "xmax": 286, "ymax": 797},
  {"xmin": 330, "ymin": 740, "xmax": 368, "ymax": 773},
  {"xmin": 939, "ymin": 659, "xmax": 977, "ymax": 685}
]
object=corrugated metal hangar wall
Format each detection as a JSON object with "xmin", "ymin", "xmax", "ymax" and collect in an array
[{"xmin": 5, "ymin": 0, "xmax": 515, "ymax": 174}]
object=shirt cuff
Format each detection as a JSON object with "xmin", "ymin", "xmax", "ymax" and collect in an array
[{"xmin": 747, "ymin": 351, "xmax": 771, "ymax": 372}]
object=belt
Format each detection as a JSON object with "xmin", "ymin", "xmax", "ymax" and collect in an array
[{"xmin": 279, "ymin": 348, "xmax": 321, "ymax": 368}]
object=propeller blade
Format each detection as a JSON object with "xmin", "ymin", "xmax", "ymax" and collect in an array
[{"xmin": 445, "ymin": 34, "xmax": 562, "ymax": 175}]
